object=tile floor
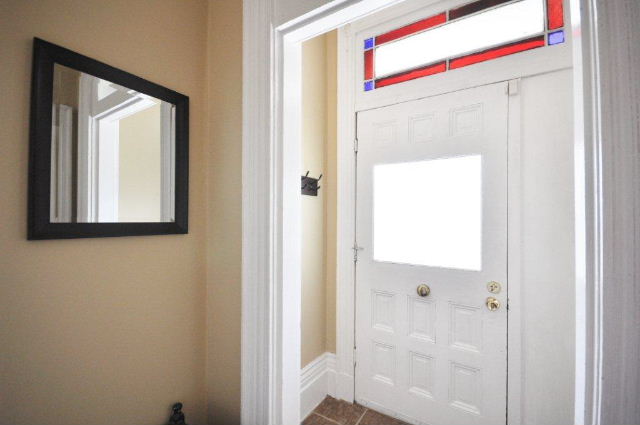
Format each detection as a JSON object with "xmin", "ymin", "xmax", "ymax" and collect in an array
[{"xmin": 302, "ymin": 396, "xmax": 410, "ymax": 425}]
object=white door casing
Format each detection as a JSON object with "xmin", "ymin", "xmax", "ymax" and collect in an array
[{"xmin": 355, "ymin": 82, "xmax": 508, "ymax": 425}]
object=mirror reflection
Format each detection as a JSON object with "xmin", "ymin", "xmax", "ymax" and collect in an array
[{"xmin": 51, "ymin": 64, "xmax": 175, "ymax": 223}]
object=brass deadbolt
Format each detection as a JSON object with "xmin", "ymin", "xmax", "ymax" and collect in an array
[
  {"xmin": 417, "ymin": 284, "xmax": 431, "ymax": 297},
  {"xmin": 487, "ymin": 281, "xmax": 502, "ymax": 294}
]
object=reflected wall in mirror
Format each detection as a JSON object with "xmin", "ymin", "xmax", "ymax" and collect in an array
[
  {"xmin": 51, "ymin": 64, "xmax": 175, "ymax": 223},
  {"xmin": 29, "ymin": 38, "xmax": 188, "ymax": 239}
]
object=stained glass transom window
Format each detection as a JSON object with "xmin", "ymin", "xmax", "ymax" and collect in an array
[{"xmin": 363, "ymin": 0, "xmax": 565, "ymax": 91}]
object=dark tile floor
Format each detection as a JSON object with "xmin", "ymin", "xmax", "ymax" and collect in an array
[{"xmin": 302, "ymin": 396, "xmax": 410, "ymax": 425}]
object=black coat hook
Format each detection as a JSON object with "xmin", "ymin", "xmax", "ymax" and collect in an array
[{"xmin": 301, "ymin": 171, "xmax": 322, "ymax": 196}]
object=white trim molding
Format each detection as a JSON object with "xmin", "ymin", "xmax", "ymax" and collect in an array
[
  {"xmin": 241, "ymin": 0, "xmax": 278, "ymax": 424},
  {"xmin": 300, "ymin": 353, "xmax": 337, "ymax": 420},
  {"xmin": 335, "ymin": 24, "xmax": 357, "ymax": 404},
  {"xmin": 570, "ymin": 1, "xmax": 603, "ymax": 424},
  {"xmin": 572, "ymin": 1, "xmax": 640, "ymax": 425}
]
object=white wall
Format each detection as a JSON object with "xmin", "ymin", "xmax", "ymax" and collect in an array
[
  {"xmin": 595, "ymin": 1, "xmax": 640, "ymax": 423},
  {"xmin": 275, "ymin": 0, "xmax": 334, "ymax": 27}
]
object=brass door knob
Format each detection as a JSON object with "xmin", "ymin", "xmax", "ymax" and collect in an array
[
  {"xmin": 486, "ymin": 297, "xmax": 500, "ymax": 311},
  {"xmin": 417, "ymin": 284, "xmax": 431, "ymax": 297}
]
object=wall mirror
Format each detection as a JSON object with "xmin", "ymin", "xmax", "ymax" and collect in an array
[{"xmin": 28, "ymin": 38, "xmax": 188, "ymax": 239}]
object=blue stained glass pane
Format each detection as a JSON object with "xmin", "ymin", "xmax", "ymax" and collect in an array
[
  {"xmin": 364, "ymin": 81, "xmax": 375, "ymax": 91},
  {"xmin": 548, "ymin": 30, "xmax": 565, "ymax": 45},
  {"xmin": 364, "ymin": 38, "xmax": 375, "ymax": 50}
]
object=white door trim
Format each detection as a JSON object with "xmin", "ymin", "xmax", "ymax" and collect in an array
[
  {"xmin": 241, "ymin": 1, "xmax": 606, "ymax": 424},
  {"xmin": 569, "ymin": 2, "xmax": 602, "ymax": 424}
]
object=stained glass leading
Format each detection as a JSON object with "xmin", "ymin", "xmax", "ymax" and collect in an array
[{"xmin": 363, "ymin": 0, "xmax": 566, "ymax": 91}]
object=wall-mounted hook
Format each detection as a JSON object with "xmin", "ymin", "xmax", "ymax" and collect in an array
[{"xmin": 301, "ymin": 171, "xmax": 322, "ymax": 196}]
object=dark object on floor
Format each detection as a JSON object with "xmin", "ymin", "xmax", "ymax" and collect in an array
[{"xmin": 169, "ymin": 402, "xmax": 188, "ymax": 425}]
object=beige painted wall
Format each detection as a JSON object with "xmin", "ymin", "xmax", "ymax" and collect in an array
[
  {"xmin": 324, "ymin": 31, "xmax": 338, "ymax": 355},
  {"xmin": 301, "ymin": 35, "xmax": 328, "ymax": 367},
  {"xmin": 119, "ymin": 104, "xmax": 162, "ymax": 222},
  {"xmin": 301, "ymin": 32, "xmax": 338, "ymax": 368},
  {"xmin": 205, "ymin": 1, "xmax": 243, "ymax": 424},
  {"xmin": 1, "ymin": 1, "xmax": 332, "ymax": 423},
  {"xmin": 0, "ymin": 1, "xmax": 208, "ymax": 424}
]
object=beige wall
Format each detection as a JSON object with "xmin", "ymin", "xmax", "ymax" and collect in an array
[
  {"xmin": 301, "ymin": 35, "xmax": 328, "ymax": 367},
  {"xmin": 324, "ymin": 31, "xmax": 338, "ymax": 355},
  {"xmin": 119, "ymin": 104, "xmax": 162, "ymax": 222},
  {"xmin": 0, "ymin": 1, "xmax": 208, "ymax": 424},
  {"xmin": 301, "ymin": 32, "xmax": 338, "ymax": 368},
  {"xmin": 205, "ymin": 1, "xmax": 243, "ymax": 424}
]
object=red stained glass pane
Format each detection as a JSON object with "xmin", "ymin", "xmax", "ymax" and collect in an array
[
  {"xmin": 364, "ymin": 49, "xmax": 374, "ymax": 80},
  {"xmin": 376, "ymin": 13, "xmax": 446, "ymax": 45},
  {"xmin": 547, "ymin": 0, "xmax": 564, "ymax": 30},
  {"xmin": 449, "ymin": 0, "xmax": 512, "ymax": 20},
  {"xmin": 449, "ymin": 36, "xmax": 545, "ymax": 69},
  {"xmin": 375, "ymin": 62, "xmax": 446, "ymax": 88}
]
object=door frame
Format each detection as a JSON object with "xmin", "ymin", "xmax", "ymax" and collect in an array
[
  {"xmin": 344, "ymin": 80, "xmax": 523, "ymax": 423},
  {"xmin": 337, "ymin": 4, "xmax": 575, "ymax": 421},
  {"xmin": 241, "ymin": 1, "xmax": 604, "ymax": 424}
]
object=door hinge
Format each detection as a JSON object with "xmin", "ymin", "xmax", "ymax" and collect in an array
[
  {"xmin": 354, "ymin": 346, "xmax": 357, "ymax": 368},
  {"xmin": 352, "ymin": 244, "xmax": 363, "ymax": 263},
  {"xmin": 353, "ymin": 138, "xmax": 359, "ymax": 153}
]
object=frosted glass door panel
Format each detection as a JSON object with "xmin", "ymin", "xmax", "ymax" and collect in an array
[{"xmin": 373, "ymin": 155, "xmax": 482, "ymax": 270}]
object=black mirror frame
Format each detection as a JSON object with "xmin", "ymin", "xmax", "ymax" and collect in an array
[{"xmin": 28, "ymin": 38, "xmax": 189, "ymax": 240}]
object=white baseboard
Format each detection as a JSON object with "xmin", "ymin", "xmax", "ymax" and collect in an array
[{"xmin": 300, "ymin": 352, "xmax": 337, "ymax": 419}]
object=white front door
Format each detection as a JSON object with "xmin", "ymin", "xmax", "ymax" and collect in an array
[{"xmin": 355, "ymin": 82, "xmax": 508, "ymax": 425}]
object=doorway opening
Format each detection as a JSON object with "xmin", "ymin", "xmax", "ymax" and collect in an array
[
  {"xmin": 242, "ymin": 0, "xmax": 600, "ymax": 424},
  {"xmin": 298, "ymin": 1, "xmax": 575, "ymax": 424}
]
